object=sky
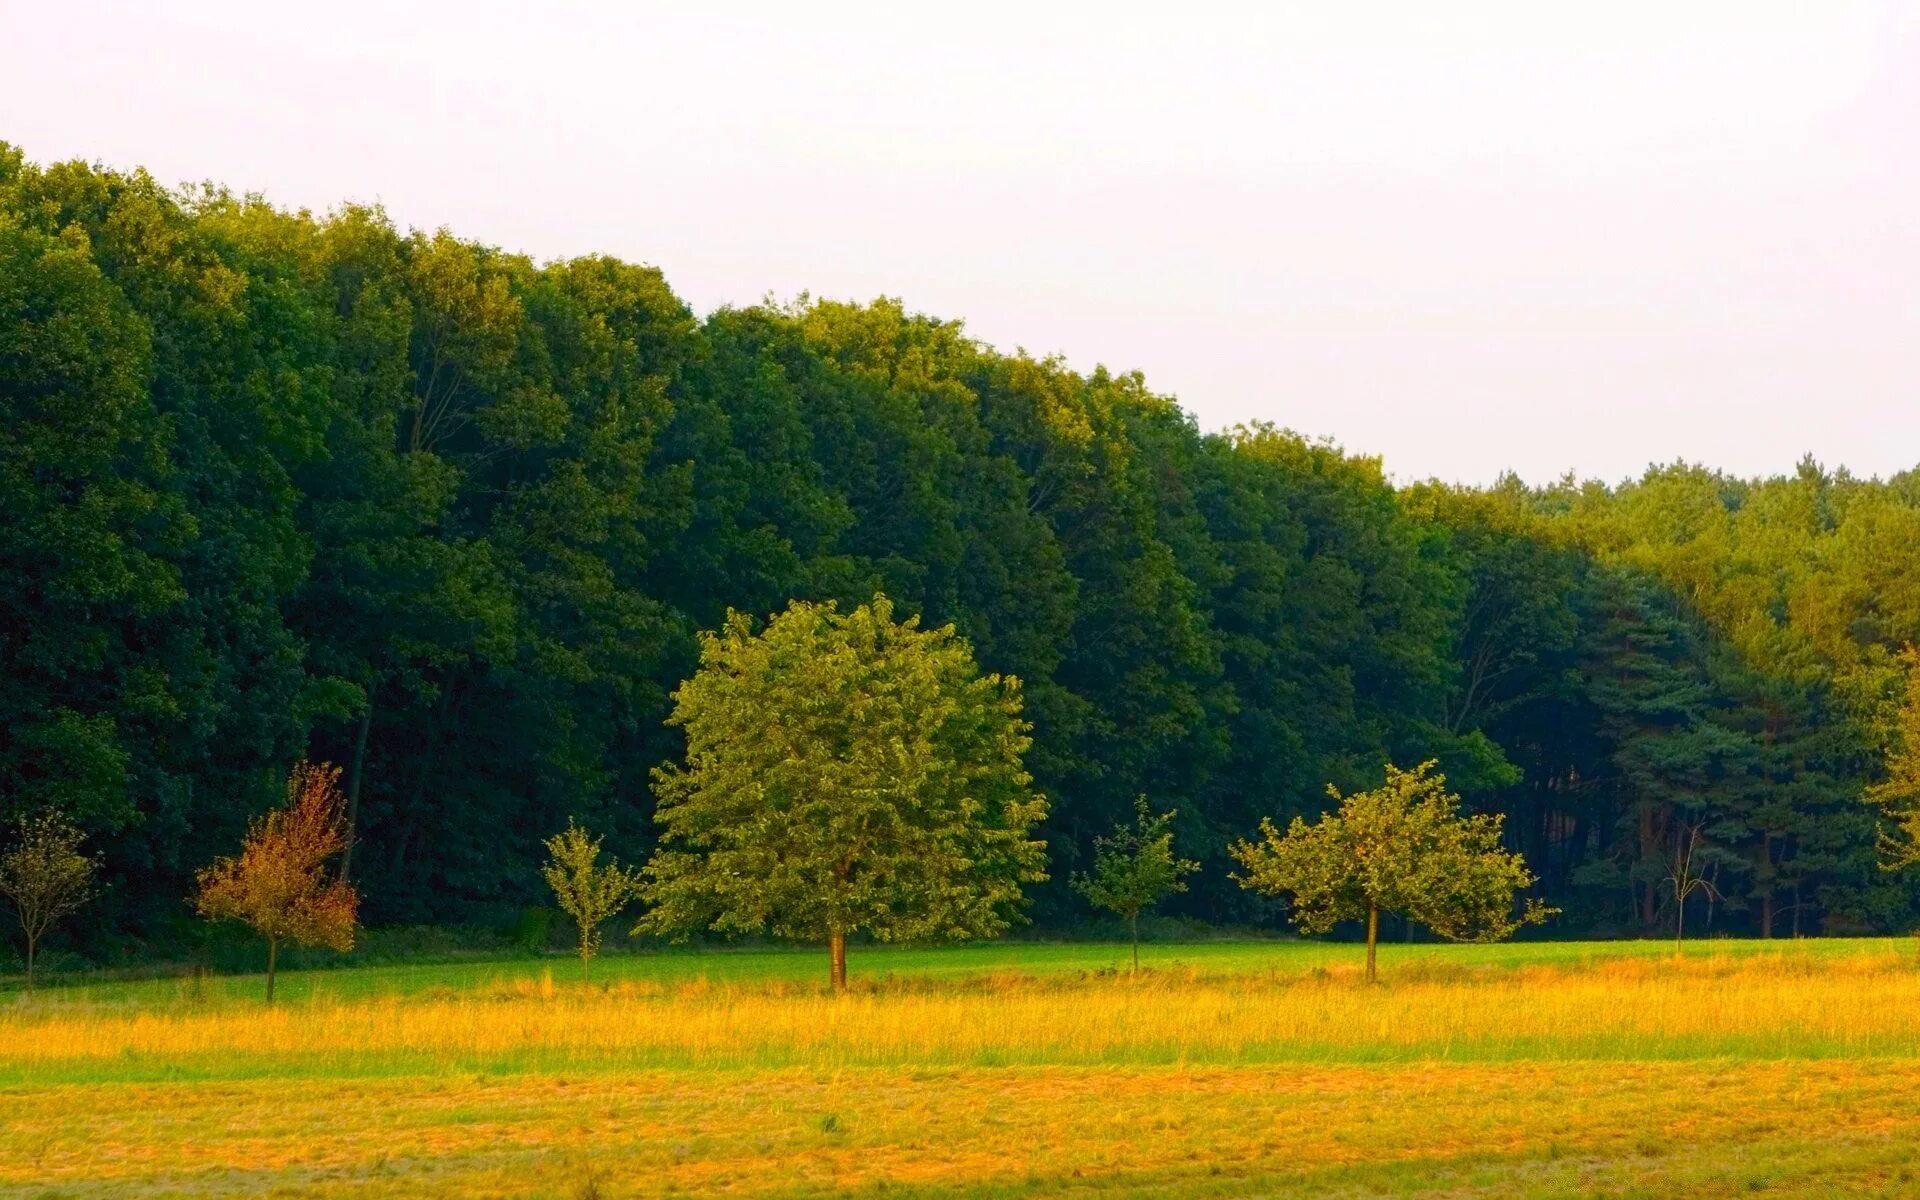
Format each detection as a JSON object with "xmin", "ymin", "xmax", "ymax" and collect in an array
[{"xmin": 4, "ymin": 1, "xmax": 1916, "ymax": 485}]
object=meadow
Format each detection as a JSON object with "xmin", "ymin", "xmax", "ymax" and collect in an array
[{"xmin": 7, "ymin": 938, "xmax": 1920, "ymax": 1197}]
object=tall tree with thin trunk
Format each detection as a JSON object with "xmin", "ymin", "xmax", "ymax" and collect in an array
[
  {"xmin": 0, "ymin": 812, "xmax": 97, "ymax": 988},
  {"xmin": 195, "ymin": 761, "xmax": 358, "ymax": 1002},
  {"xmin": 1073, "ymin": 797, "xmax": 1196, "ymax": 972},
  {"xmin": 542, "ymin": 818, "xmax": 640, "ymax": 981},
  {"xmin": 1232, "ymin": 760, "xmax": 1551, "ymax": 983},
  {"xmin": 636, "ymin": 595, "xmax": 1049, "ymax": 991}
]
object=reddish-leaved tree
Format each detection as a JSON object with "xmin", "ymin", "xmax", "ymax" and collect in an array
[{"xmin": 195, "ymin": 761, "xmax": 359, "ymax": 1002}]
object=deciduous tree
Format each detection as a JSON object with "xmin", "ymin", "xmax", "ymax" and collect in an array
[
  {"xmin": 1667, "ymin": 822, "xmax": 1721, "ymax": 952},
  {"xmin": 1869, "ymin": 647, "xmax": 1920, "ymax": 873},
  {"xmin": 542, "ymin": 818, "xmax": 640, "ymax": 981},
  {"xmin": 195, "ymin": 761, "xmax": 358, "ymax": 1002},
  {"xmin": 1232, "ymin": 760, "xmax": 1550, "ymax": 983},
  {"xmin": 0, "ymin": 811, "xmax": 97, "ymax": 987},
  {"xmin": 637, "ymin": 595, "xmax": 1048, "ymax": 990},
  {"xmin": 1073, "ymin": 797, "xmax": 1196, "ymax": 971}
]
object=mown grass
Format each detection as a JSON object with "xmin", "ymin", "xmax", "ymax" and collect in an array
[{"xmin": 6, "ymin": 938, "xmax": 1920, "ymax": 1197}]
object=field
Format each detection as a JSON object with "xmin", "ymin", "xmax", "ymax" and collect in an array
[{"xmin": 7, "ymin": 938, "xmax": 1920, "ymax": 1198}]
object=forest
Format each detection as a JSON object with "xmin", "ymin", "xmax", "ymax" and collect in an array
[{"xmin": 6, "ymin": 142, "xmax": 1920, "ymax": 957}]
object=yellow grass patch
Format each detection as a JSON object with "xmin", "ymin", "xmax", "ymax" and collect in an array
[
  {"xmin": 7, "ymin": 947, "xmax": 1920, "ymax": 1196},
  {"xmin": 7, "ymin": 949, "xmax": 1920, "ymax": 1076},
  {"xmin": 5, "ymin": 1061, "xmax": 1920, "ymax": 1197}
]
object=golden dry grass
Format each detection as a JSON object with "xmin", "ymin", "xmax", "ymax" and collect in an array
[
  {"xmin": 6, "ymin": 943, "xmax": 1920, "ymax": 1196},
  {"xmin": 7, "ymin": 1061, "xmax": 1920, "ymax": 1197},
  {"xmin": 8, "ymin": 948, "xmax": 1920, "ymax": 1078}
]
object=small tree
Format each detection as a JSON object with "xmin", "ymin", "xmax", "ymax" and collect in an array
[
  {"xmin": 542, "ymin": 818, "xmax": 640, "ymax": 981},
  {"xmin": 638, "ymin": 595, "xmax": 1049, "ymax": 990},
  {"xmin": 1073, "ymin": 797, "xmax": 1197, "ymax": 972},
  {"xmin": 1232, "ymin": 760, "xmax": 1551, "ymax": 983},
  {"xmin": 1667, "ymin": 822, "xmax": 1721, "ymax": 953},
  {"xmin": 0, "ymin": 811, "xmax": 97, "ymax": 988},
  {"xmin": 195, "ymin": 761, "xmax": 359, "ymax": 1002}
]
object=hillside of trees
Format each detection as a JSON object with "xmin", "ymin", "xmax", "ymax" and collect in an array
[{"xmin": 6, "ymin": 143, "xmax": 1920, "ymax": 957}]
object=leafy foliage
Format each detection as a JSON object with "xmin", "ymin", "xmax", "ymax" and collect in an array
[
  {"xmin": 3, "ymin": 143, "xmax": 1919, "ymax": 951},
  {"xmin": 637, "ymin": 596, "xmax": 1048, "ymax": 987},
  {"xmin": 542, "ymin": 818, "xmax": 640, "ymax": 979},
  {"xmin": 1233, "ymin": 761, "xmax": 1551, "ymax": 980},
  {"xmin": 0, "ymin": 811, "xmax": 97, "ymax": 985},
  {"xmin": 1869, "ymin": 648, "xmax": 1920, "ymax": 871},
  {"xmin": 1073, "ymin": 797, "xmax": 1197, "ymax": 968},
  {"xmin": 196, "ymin": 762, "xmax": 358, "ymax": 1000}
]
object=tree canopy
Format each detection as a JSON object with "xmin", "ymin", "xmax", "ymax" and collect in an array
[
  {"xmin": 195, "ymin": 762, "xmax": 358, "ymax": 1001},
  {"xmin": 3, "ymin": 143, "xmax": 1919, "ymax": 956},
  {"xmin": 1074, "ymin": 797, "xmax": 1197, "ymax": 970},
  {"xmin": 1233, "ymin": 761, "xmax": 1550, "ymax": 981},
  {"xmin": 636, "ymin": 596, "xmax": 1048, "ymax": 987}
]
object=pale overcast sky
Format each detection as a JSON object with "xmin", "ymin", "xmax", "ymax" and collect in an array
[{"xmin": 4, "ymin": 1, "xmax": 1916, "ymax": 485}]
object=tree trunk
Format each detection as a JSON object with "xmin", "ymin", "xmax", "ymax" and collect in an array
[
  {"xmin": 341, "ymin": 692, "xmax": 374, "ymax": 883},
  {"xmin": 1675, "ymin": 898, "xmax": 1685, "ymax": 955},
  {"xmin": 24, "ymin": 930, "xmax": 36, "ymax": 991},
  {"xmin": 266, "ymin": 937, "xmax": 279, "ymax": 1005},
  {"xmin": 829, "ymin": 928, "xmax": 847, "ymax": 993},
  {"xmin": 1129, "ymin": 910, "xmax": 1140, "ymax": 974},
  {"xmin": 1365, "ymin": 905, "xmax": 1379, "ymax": 985}
]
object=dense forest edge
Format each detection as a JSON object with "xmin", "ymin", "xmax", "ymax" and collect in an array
[{"xmin": 5, "ymin": 141, "xmax": 1920, "ymax": 964}]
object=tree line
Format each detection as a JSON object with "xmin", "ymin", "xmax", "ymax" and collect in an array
[
  {"xmin": 5, "ymin": 143, "xmax": 1920, "ymax": 962},
  {"xmin": 7, "ymin": 594, "xmax": 1546, "ymax": 995}
]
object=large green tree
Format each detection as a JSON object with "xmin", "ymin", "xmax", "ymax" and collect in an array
[{"xmin": 637, "ymin": 595, "xmax": 1049, "ymax": 989}]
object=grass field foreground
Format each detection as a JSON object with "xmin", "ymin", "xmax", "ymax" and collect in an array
[{"xmin": 7, "ymin": 938, "xmax": 1920, "ymax": 1197}]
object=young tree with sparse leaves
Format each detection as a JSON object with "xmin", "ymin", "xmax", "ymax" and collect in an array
[
  {"xmin": 637, "ymin": 595, "xmax": 1049, "ymax": 991},
  {"xmin": 0, "ymin": 811, "xmax": 97, "ymax": 988},
  {"xmin": 1074, "ymin": 797, "xmax": 1197, "ymax": 972},
  {"xmin": 1232, "ymin": 760, "xmax": 1551, "ymax": 983},
  {"xmin": 195, "ymin": 761, "xmax": 359, "ymax": 1002},
  {"xmin": 542, "ymin": 818, "xmax": 640, "ymax": 981}
]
